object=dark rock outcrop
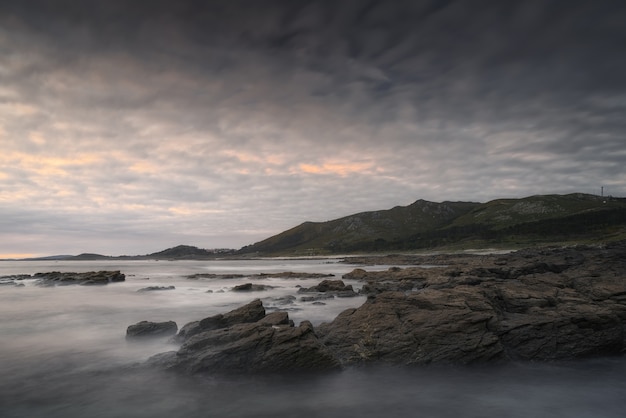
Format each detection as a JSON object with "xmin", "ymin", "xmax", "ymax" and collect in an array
[
  {"xmin": 319, "ymin": 242, "xmax": 626, "ymax": 365},
  {"xmin": 126, "ymin": 321, "xmax": 178, "ymax": 339},
  {"xmin": 33, "ymin": 271, "xmax": 125, "ymax": 286},
  {"xmin": 147, "ymin": 242, "xmax": 626, "ymax": 374},
  {"xmin": 186, "ymin": 273, "xmax": 246, "ymax": 280},
  {"xmin": 152, "ymin": 300, "xmax": 339, "ymax": 374},
  {"xmin": 185, "ymin": 271, "xmax": 334, "ymax": 280},
  {"xmin": 318, "ymin": 289, "xmax": 503, "ymax": 365},
  {"xmin": 137, "ymin": 286, "xmax": 175, "ymax": 292},
  {"xmin": 174, "ymin": 299, "xmax": 267, "ymax": 343},
  {"xmin": 256, "ymin": 272, "xmax": 335, "ymax": 279},
  {"xmin": 298, "ymin": 279, "xmax": 358, "ymax": 298},
  {"xmin": 232, "ymin": 283, "xmax": 274, "ymax": 291}
]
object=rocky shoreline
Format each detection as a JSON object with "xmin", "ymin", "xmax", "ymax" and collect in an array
[
  {"xmin": 143, "ymin": 241, "xmax": 626, "ymax": 374},
  {"xmin": 0, "ymin": 270, "xmax": 126, "ymax": 286}
]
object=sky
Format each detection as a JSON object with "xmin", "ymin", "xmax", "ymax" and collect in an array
[{"xmin": 1, "ymin": 0, "xmax": 625, "ymax": 257}]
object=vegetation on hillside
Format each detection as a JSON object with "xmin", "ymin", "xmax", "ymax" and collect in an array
[{"xmin": 238, "ymin": 194, "xmax": 626, "ymax": 255}]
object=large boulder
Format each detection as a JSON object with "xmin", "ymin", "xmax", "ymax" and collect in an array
[
  {"xmin": 174, "ymin": 299, "xmax": 267, "ymax": 342},
  {"xmin": 151, "ymin": 301, "xmax": 339, "ymax": 374}
]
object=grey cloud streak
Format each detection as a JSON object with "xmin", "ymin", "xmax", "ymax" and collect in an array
[{"xmin": 1, "ymin": 0, "xmax": 625, "ymax": 256}]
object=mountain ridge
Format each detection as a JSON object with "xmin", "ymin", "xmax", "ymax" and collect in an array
[
  {"xmin": 238, "ymin": 193, "xmax": 626, "ymax": 255},
  {"xmin": 5, "ymin": 193, "xmax": 626, "ymax": 260}
]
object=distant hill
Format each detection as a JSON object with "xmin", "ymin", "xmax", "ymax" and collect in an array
[
  {"xmin": 17, "ymin": 255, "xmax": 75, "ymax": 261},
  {"xmin": 146, "ymin": 245, "xmax": 217, "ymax": 259},
  {"xmin": 7, "ymin": 246, "xmax": 235, "ymax": 261},
  {"xmin": 238, "ymin": 193, "xmax": 626, "ymax": 255},
  {"xmin": 69, "ymin": 253, "xmax": 111, "ymax": 260}
]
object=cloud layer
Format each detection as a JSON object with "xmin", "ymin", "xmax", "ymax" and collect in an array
[{"xmin": 1, "ymin": 0, "xmax": 625, "ymax": 256}]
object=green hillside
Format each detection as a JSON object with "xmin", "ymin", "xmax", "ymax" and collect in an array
[{"xmin": 238, "ymin": 194, "xmax": 626, "ymax": 255}]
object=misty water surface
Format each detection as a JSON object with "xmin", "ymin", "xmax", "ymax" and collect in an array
[{"xmin": 1, "ymin": 259, "xmax": 625, "ymax": 417}]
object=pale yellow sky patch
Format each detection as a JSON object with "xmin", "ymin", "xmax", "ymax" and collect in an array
[
  {"xmin": 130, "ymin": 160, "xmax": 160, "ymax": 174},
  {"xmin": 168, "ymin": 206, "xmax": 195, "ymax": 216},
  {"xmin": 168, "ymin": 206, "xmax": 226, "ymax": 216},
  {"xmin": 1, "ymin": 152, "xmax": 103, "ymax": 181},
  {"xmin": 11, "ymin": 152, "xmax": 101, "ymax": 167},
  {"xmin": 29, "ymin": 131, "xmax": 46, "ymax": 145},
  {"xmin": 0, "ymin": 253, "xmax": 37, "ymax": 260},
  {"xmin": 298, "ymin": 160, "xmax": 375, "ymax": 177},
  {"xmin": 0, "ymin": 102, "xmax": 38, "ymax": 117},
  {"xmin": 51, "ymin": 121, "xmax": 72, "ymax": 131}
]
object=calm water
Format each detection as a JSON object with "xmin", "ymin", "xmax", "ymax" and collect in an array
[{"xmin": 1, "ymin": 259, "xmax": 625, "ymax": 417}]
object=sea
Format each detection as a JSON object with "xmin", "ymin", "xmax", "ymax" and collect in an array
[{"xmin": 1, "ymin": 258, "xmax": 625, "ymax": 418}]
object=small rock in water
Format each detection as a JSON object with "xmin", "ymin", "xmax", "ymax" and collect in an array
[
  {"xmin": 232, "ymin": 283, "xmax": 274, "ymax": 292},
  {"xmin": 137, "ymin": 286, "xmax": 175, "ymax": 292},
  {"xmin": 126, "ymin": 320, "xmax": 178, "ymax": 339},
  {"xmin": 298, "ymin": 279, "xmax": 358, "ymax": 297}
]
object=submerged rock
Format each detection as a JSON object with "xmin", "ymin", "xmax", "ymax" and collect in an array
[
  {"xmin": 232, "ymin": 283, "xmax": 274, "ymax": 291},
  {"xmin": 126, "ymin": 321, "xmax": 178, "ymax": 339},
  {"xmin": 0, "ymin": 281, "xmax": 25, "ymax": 287},
  {"xmin": 137, "ymin": 286, "xmax": 175, "ymax": 292}
]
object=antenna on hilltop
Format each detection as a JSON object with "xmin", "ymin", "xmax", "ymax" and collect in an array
[{"xmin": 601, "ymin": 186, "xmax": 604, "ymax": 197}]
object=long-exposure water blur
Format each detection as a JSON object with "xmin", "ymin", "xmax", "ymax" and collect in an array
[{"xmin": 1, "ymin": 259, "xmax": 625, "ymax": 418}]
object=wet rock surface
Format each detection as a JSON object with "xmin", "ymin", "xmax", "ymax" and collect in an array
[
  {"xmin": 32, "ymin": 271, "xmax": 126, "ymax": 286},
  {"xmin": 151, "ymin": 299, "xmax": 339, "ymax": 374},
  {"xmin": 137, "ymin": 285, "xmax": 175, "ymax": 292},
  {"xmin": 232, "ymin": 283, "xmax": 275, "ymax": 291},
  {"xmin": 320, "ymin": 241, "xmax": 626, "ymax": 364},
  {"xmin": 185, "ymin": 271, "xmax": 334, "ymax": 280},
  {"xmin": 148, "ymin": 241, "xmax": 626, "ymax": 374},
  {"xmin": 173, "ymin": 298, "xmax": 268, "ymax": 343},
  {"xmin": 126, "ymin": 320, "xmax": 178, "ymax": 339},
  {"xmin": 297, "ymin": 279, "xmax": 358, "ymax": 299}
]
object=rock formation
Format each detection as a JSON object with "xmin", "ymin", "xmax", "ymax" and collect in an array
[
  {"xmin": 137, "ymin": 286, "xmax": 176, "ymax": 292},
  {"xmin": 147, "ymin": 241, "xmax": 626, "ymax": 374},
  {"xmin": 33, "ymin": 271, "xmax": 125, "ymax": 286},
  {"xmin": 319, "ymin": 241, "xmax": 626, "ymax": 364},
  {"xmin": 297, "ymin": 279, "xmax": 358, "ymax": 299},
  {"xmin": 126, "ymin": 320, "xmax": 178, "ymax": 339},
  {"xmin": 232, "ymin": 283, "xmax": 274, "ymax": 291},
  {"xmin": 150, "ymin": 299, "xmax": 340, "ymax": 373}
]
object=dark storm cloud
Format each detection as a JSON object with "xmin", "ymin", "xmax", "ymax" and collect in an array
[{"xmin": 1, "ymin": 0, "xmax": 625, "ymax": 256}]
